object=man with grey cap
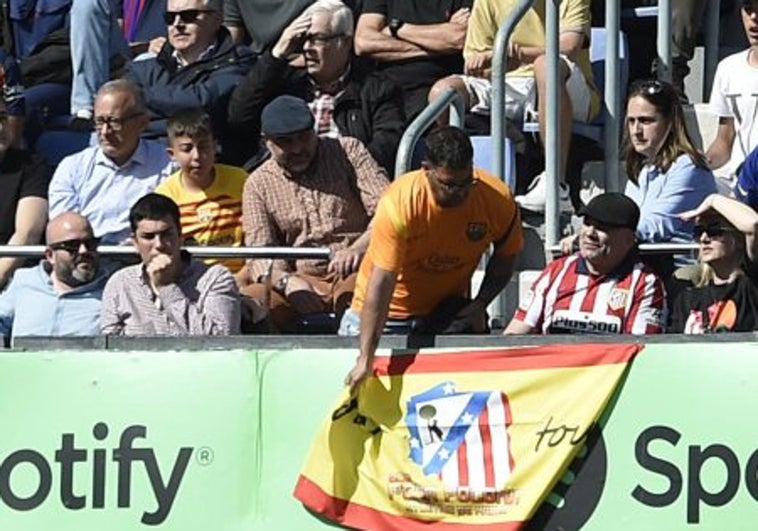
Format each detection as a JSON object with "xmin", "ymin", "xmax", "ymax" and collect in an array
[
  {"xmin": 241, "ymin": 95, "xmax": 390, "ymax": 333},
  {"xmin": 504, "ymin": 193, "xmax": 667, "ymax": 335}
]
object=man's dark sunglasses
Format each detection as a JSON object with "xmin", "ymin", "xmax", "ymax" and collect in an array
[
  {"xmin": 48, "ymin": 238, "xmax": 100, "ymax": 254},
  {"xmin": 163, "ymin": 9, "xmax": 214, "ymax": 25},
  {"xmin": 692, "ymin": 222, "xmax": 735, "ymax": 240}
]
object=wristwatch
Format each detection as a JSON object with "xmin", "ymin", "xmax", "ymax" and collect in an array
[
  {"xmin": 388, "ymin": 18, "xmax": 404, "ymax": 38},
  {"xmin": 273, "ymin": 274, "xmax": 290, "ymax": 295}
]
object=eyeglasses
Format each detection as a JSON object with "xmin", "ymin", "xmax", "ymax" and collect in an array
[
  {"xmin": 48, "ymin": 238, "xmax": 100, "ymax": 255},
  {"xmin": 429, "ymin": 169, "xmax": 476, "ymax": 192},
  {"xmin": 93, "ymin": 112, "xmax": 143, "ymax": 132},
  {"xmin": 303, "ymin": 33, "xmax": 345, "ymax": 46},
  {"xmin": 163, "ymin": 9, "xmax": 215, "ymax": 25},
  {"xmin": 692, "ymin": 222, "xmax": 736, "ymax": 240}
]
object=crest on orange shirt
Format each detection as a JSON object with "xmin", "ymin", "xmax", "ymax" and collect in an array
[{"xmin": 466, "ymin": 222, "xmax": 487, "ymax": 241}]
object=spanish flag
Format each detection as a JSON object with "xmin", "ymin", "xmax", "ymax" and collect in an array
[{"xmin": 294, "ymin": 343, "xmax": 640, "ymax": 529}]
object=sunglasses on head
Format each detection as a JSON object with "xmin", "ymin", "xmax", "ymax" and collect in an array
[
  {"xmin": 163, "ymin": 8, "xmax": 214, "ymax": 25},
  {"xmin": 692, "ymin": 222, "xmax": 735, "ymax": 239},
  {"xmin": 48, "ymin": 237, "xmax": 100, "ymax": 255},
  {"xmin": 635, "ymin": 79, "xmax": 665, "ymax": 97}
]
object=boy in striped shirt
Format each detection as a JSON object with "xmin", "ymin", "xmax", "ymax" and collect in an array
[{"xmin": 156, "ymin": 108, "xmax": 248, "ymax": 284}]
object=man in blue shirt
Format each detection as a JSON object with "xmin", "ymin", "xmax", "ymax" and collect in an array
[
  {"xmin": 0, "ymin": 212, "xmax": 108, "ymax": 344},
  {"xmin": 48, "ymin": 79, "xmax": 171, "ymax": 244}
]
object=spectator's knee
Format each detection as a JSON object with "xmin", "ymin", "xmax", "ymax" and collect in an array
[{"xmin": 428, "ymin": 76, "xmax": 469, "ymax": 108}]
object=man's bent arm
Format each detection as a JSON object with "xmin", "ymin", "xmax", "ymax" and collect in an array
[
  {"xmin": 705, "ymin": 117, "xmax": 736, "ymax": 170},
  {"xmin": 0, "ymin": 196, "xmax": 47, "ymax": 289},
  {"xmin": 346, "ymin": 265, "xmax": 397, "ymax": 391},
  {"xmin": 355, "ymin": 14, "xmax": 429, "ymax": 62},
  {"xmin": 473, "ymin": 253, "xmax": 517, "ymax": 308}
]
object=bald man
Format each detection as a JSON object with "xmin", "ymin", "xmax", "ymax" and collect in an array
[{"xmin": 0, "ymin": 212, "xmax": 109, "ymax": 344}]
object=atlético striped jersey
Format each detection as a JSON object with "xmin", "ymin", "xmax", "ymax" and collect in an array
[{"xmin": 514, "ymin": 254, "xmax": 667, "ymax": 335}]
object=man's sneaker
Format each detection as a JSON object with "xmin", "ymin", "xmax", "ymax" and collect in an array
[
  {"xmin": 515, "ymin": 172, "xmax": 573, "ymax": 214},
  {"xmin": 69, "ymin": 109, "xmax": 93, "ymax": 132}
]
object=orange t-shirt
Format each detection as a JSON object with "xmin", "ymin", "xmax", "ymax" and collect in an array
[{"xmin": 351, "ymin": 168, "xmax": 523, "ymax": 319}]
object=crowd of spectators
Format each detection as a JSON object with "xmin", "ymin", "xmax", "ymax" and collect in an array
[{"xmin": 2, "ymin": 0, "xmax": 758, "ymax": 344}]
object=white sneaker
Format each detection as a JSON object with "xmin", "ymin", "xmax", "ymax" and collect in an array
[{"xmin": 515, "ymin": 172, "xmax": 573, "ymax": 214}]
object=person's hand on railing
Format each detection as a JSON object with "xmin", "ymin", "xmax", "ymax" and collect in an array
[{"xmin": 328, "ymin": 248, "xmax": 362, "ymax": 279}]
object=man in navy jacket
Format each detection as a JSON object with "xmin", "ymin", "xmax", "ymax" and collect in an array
[{"xmin": 125, "ymin": 0, "xmax": 253, "ymax": 163}]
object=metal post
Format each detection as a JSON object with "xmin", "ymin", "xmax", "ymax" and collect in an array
[
  {"xmin": 703, "ymin": 0, "xmax": 721, "ymax": 99},
  {"xmin": 491, "ymin": 0, "xmax": 535, "ymax": 182},
  {"xmin": 604, "ymin": 0, "xmax": 621, "ymax": 192},
  {"xmin": 657, "ymin": 0, "xmax": 672, "ymax": 82},
  {"xmin": 544, "ymin": 0, "xmax": 560, "ymax": 247},
  {"xmin": 490, "ymin": 0, "xmax": 534, "ymax": 328}
]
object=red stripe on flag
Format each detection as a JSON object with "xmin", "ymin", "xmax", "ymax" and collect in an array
[
  {"xmin": 457, "ymin": 439, "xmax": 469, "ymax": 486},
  {"xmin": 294, "ymin": 475, "xmax": 525, "ymax": 530},
  {"xmin": 373, "ymin": 343, "xmax": 641, "ymax": 377},
  {"xmin": 479, "ymin": 406, "xmax": 495, "ymax": 489}
]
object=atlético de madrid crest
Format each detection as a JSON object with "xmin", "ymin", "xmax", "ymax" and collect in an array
[{"xmin": 405, "ymin": 382, "xmax": 514, "ymax": 491}]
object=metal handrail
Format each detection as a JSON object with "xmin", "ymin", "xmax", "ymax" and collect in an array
[
  {"xmin": 394, "ymin": 87, "xmax": 464, "ymax": 177},
  {"xmin": 0, "ymin": 245, "xmax": 333, "ymax": 259},
  {"xmin": 491, "ymin": 0, "xmax": 534, "ymax": 186},
  {"xmin": 548, "ymin": 242, "xmax": 699, "ymax": 256}
]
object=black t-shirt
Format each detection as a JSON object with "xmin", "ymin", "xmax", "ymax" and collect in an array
[
  {"xmin": 0, "ymin": 149, "xmax": 51, "ymax": 245},
  {"xmin": 361, "ymin": 0, "xmax": 472, "ymax": 90},
  {"xmin": 670, "ymin": 270, "xmax": 758, "ymax": 333}
]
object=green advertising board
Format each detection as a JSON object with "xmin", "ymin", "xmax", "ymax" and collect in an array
[{"xmin": 0, "ymin": 343, "xmax": 756, "ymax": 529}]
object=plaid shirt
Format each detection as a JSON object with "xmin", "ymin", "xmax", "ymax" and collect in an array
[
  {"xmin": 243, "ymin": 137, "xmax": 389, "ymax": 280},
  {"xmin": 307, "ymin": 73, "xmax": 348, "ymax": 138}
]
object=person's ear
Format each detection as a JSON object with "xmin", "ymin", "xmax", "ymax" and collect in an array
[{"xmin": 166, "ymin": 146, "xmax": 175, "ymax": 160}]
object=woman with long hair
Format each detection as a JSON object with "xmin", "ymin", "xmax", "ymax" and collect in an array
[
  {"xmin": 623, "ymin": 79, "xmax": 717, "ymax": 243},
  {"xmin": 561, "ymin": 79, "xmax": 716, "ymax": 256},
  {"xmin": 671, "ymin": 194, "xmax": 758, "ymax": 333}
]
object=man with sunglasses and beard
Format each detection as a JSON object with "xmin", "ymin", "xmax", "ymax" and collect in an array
[
  {"xmin": 504, "ymin": 192, "xmax": 667, "ymax": 337},
  {"xmin": 0, "ymin": 213, "xmax": 107, "ymax": 344},
  {"xmin": 124, "ymin": 0, "xmax": 253, "ymax": 161},
  {"xmin": 343, "ymin": 126, "xmax": 523, "ymax": 392}
]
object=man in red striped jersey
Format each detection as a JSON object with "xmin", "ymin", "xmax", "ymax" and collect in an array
[{"xmin": 504, "ymin": 193, "xmax": 667, "ymax": 335}]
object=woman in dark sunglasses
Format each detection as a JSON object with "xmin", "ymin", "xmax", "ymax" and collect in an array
[
  {"xmin": 623, "ymin": 79, "xmax": 718, "ymax": 246},
  {"xmin": 670, "ymin": 194, "xmax": 758, "ymax": 333}
]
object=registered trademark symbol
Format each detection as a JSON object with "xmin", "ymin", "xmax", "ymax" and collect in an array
[{"xmin": 196, "ymin": 447, "xmax": 215, "ymax": 466}]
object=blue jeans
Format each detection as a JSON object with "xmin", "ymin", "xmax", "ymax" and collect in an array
[
  {"xmin": 338, "ymin": 308, "xmax": 419, "ymax": 337},
  {"xmin": 69, "ymin": 0, "xmax": 130, "ymax": 115}
]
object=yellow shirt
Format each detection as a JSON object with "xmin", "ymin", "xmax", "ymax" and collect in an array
[
  {"xmin": 465, "ymin": 0, "xmax": 600, "ymax": 120},
  {"xmin": 156, "ymin": 164, "xmax": 247, "ymax": 273}
]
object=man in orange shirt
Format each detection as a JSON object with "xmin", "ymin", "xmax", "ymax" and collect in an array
[{"xmin": 342, "ymin": 126, "xmax": 524, "ymax": 390}]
